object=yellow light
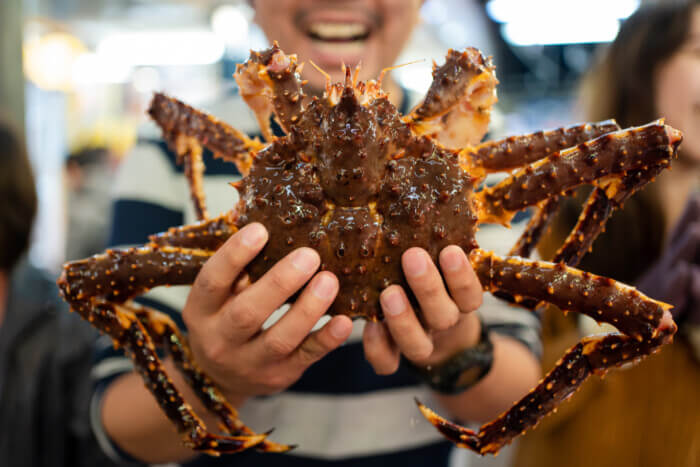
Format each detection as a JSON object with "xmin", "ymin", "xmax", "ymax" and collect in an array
[{"xmin": 23, "ymin": 32, "xmax": 87, "ymax": 91}]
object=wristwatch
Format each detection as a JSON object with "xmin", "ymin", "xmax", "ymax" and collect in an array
[{"xmin": 406, "ymin": 317, "xmax": 494, "ymax": 395}]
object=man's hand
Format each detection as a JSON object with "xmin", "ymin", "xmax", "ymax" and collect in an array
[
  {"xmin": 363, "ymin": 246, "xmax": 483, "ymax": 374},
  {"xmin": 183, "ymin": 223, "xmax": 353, "ymax": 403}
]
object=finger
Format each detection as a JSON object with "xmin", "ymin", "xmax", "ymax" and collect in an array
[
  {"xmin": 218, "ymin": 247, "xmax": 320, "ymax": 343},
  {"xmin": 363, "ymin": 322, "xmax": 400, "ymax": 374},
  {"xmin": 402, "ymin": 248, "xmax": 459, "ymax": 331},
  {"xmin": 186, "ymin": 223, "xmax": 268, "ymax": 316},
  {"xmin": 380, "ymin": 286, "xmax": 433, "ymax": 364},
  {"xmin": 439, "ymin": 245, "xmax": 483, "ymax": 313},
  {"xmin": 256, "ymin": 272, "xmax": 339, "ymax": 361},
  {"xmin": 232, "ymin": 273, "xmax": 251, "ymax": 294},
  {"xmin": 288, "ymin": 315, "xmax": 353, "ymax": 371}
]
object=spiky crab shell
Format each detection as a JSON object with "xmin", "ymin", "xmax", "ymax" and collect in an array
[{"xmin": 234, "ymin": 89, "xmax": 480, "ymax": 321}]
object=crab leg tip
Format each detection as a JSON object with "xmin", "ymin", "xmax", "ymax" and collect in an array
[
  {"xmin": 196, "ymin": 432, "xmax": 268, "ymax": 455},
  {"xmin": 667, "ymin": 126, "xmax": 683, "ymax": 145}
]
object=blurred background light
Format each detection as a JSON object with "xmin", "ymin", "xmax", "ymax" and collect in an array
[
  {"xmin": 486, "ymin": 0, "xmax": 640, "ymax": 24},
  {"xmin": 97, "ymin": 30, "xmax": 225, "ymax": 66},
  {"xmin": 23, "ymin": 32, "xmax": 87, "ymax": 91},
  {"xmin": 211, "ymin": 4, "xmax": 252, "ymax": 47},
  {"xmin": 71, "ymin": 52, "xmax": 132, "ymax": 85},
  {"xmin": 487, "ymin": 0, "xmax": 640, "ymax": 46},
  {"xmin": 131, "ymin": 66, "xmax": 161, "ymax": 94},
  {"xmin": 392, "ymin": 62, "xmax": 433, "ymax": 94},
  {"xmin": 502, "ymin": 17, "xmax": 621, "ymax": 46}
]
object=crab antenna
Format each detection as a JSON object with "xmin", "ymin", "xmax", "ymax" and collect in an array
[
  {"xmin": 353, "ymin": 61, "xmax": 362, "ymax": 88},
  {"xmin": 308, "ymin": 60, "xmax": 332, "ymax": 95},
  {"xmin": 377, "ymin": 59, "xmax": 425, "ymax": 88}
]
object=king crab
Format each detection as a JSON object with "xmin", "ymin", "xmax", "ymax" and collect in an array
[{"xmin": 58, "ymin": 43, "xmax": 681, "ymax": 456}]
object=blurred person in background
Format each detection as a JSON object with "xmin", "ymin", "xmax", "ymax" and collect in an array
[
  {"xmin": 64, "ymin": 146, "xmax": 114, "ymax": 261},
  {"xmin": 91, "ymin": 1, "xmax": 542, "ymax": 466},
  {"xmin": 514, "ymin": 2, "xmax": 700, "ymax": 467},
  {"xmin": 0, "ymin": 120, "xmax": 119, "ymax": 466}
]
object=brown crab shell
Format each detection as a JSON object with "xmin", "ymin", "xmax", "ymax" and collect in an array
[{"xmin": 233, "ymin": 91, "xmax": 478, "ymax": 321}]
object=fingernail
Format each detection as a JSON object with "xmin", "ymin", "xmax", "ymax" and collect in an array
[
  {"xmin": 241, "ymin": 223, "xmax": 267, "ymax": 248},
  {"xmin": 312, "ymin": 274, "xmax": 336, "ymax": 300},
  {"xmin": 403, "ymin": 251, "xmax": 427, "ymax": 277},
  {"xmin": 442, "ymin": 248, "xmax": 463, "ymax": 272},
  {"xmin": 291, "ymin": 248, "xmax": 319, "ymax": 273},
  {"xmin": 329, "ymin": 317, "xmax": 350, "ymax": 339},
  {"xmin": 381, "ymin": 289, "xmax": 404, "ymax": 316}
]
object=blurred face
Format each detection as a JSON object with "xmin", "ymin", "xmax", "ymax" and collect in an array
[
  {"xmin": 655, "ymin": 6, "xmax": 700, "ymax": 164},
  {"xmin": 253, "ymin": 0, "xmax": 422, "ymax": 92}
]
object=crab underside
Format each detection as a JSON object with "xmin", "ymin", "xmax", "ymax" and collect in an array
[{"xmin": 59, "ymin": 43, "xmax": 682, "ymax": 456}]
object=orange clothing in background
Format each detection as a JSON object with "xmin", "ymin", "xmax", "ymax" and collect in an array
[{"xmin": 514, "ymin": 311, "xmax": 700, "ymax": 467}]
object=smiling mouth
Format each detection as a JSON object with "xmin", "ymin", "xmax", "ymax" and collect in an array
[
  {"xmin": 306, "ymin": 22, "xmax": 372, "ymax": 43},
  {"xmin": 303, "ymin": 20, "xmax": 373, "ymax": 60}
]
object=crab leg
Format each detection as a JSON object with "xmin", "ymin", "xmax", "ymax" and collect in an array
[
  {"xmin": 500, "ymin": 122, "xmax": 621, "ymax": 257},
  {"xmin": 493, "ymin": 122, "xmax": 621, "ymax": 258},
  {"xmin": 498, "ymin": 160, "xmax": 673, "ymax": 309},
  {"xmin": 406, "ymin": 48, "xmax": 498, "ymax": 149},
  {"xmin": 417, "ymin": 331, "xmax": 673, "ymax": 455},
  {"xmin": 477, "ymin": 121, "xmax": 682, "ymax": 225},
  {"xmin": 57, "ymin": 245, "xmax": 276, "ymax": 455},
  {"xmin": 58, "ymin": 246, "xmax": 212, "ymax": 306},
  {"xmin": 507, "ymin": 197, "xmax": 562, "ymax": 258},
  {"xmin": 472, "ymin": 250, "xmax": 672, "ymax": 338},
  {"xmin": 150, "ymin": 213, "xmax": 237, "ymax": 250},
  {"xmin": 552, "ymin": 161, "xmax": 670, "ymax": 266},
  {"xmin": 465, "ymin": 121, "xmax": 621, "ymax": 173},
  {"xmin": 149, "ymin": 93, "xmax": 264, "ymax": 176},
  {"xmin": 417, "ymin": 249, "xmax": 676, "ymax": 455},
  {"xmin": 495, "ymin": 190, "xmax": 605, "ymax": 309},
  {"xmin": 61, "ymin": 296, "xmax": 266, "ymax": 454},
  {"xmin": 171, "ymin": 133, "xmax": 209, "ymax": 220},
  {"xmin": 234, "ymin": 42, "xmax": 305, "ymax": 141},
  {"xmin": 128, "ymin": 302, "xmax": 292, "ymax": 453}
]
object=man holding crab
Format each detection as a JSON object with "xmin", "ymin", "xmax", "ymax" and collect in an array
[{"xmin": 91, "ymin": 1, "xmax": 541, "ymax": 465}]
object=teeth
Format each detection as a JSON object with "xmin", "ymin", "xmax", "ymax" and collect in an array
[
  {"xmin": 308, "ymin": 22, "xmax": 368, "ymax": 40},
  {"xmin": 312, "ymin": 40, "xmax": 366, "ymax": 55}
]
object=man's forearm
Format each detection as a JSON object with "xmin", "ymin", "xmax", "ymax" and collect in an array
[
  {"xmin": 101, "ymin": 358, "xmax": 245, "ymax": 464},
  {"xmin": 432, "ymin": 334, "xmax": 541, "ymax": 423}
]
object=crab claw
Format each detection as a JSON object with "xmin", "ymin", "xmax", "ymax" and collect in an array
[
  {"xmin": 415, "ymin": 399, "xmax": 480, "ymax": 451},
  {"xmin": 192, "ymin": 432, "xmax": 268, "ymax": 456}
]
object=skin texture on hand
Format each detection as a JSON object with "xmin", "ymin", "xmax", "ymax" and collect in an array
[
  {"xmin": 102, "ymin": 224, "xmax": 354, "ymax": 463},
  {"xmin": 183, "ymin": 223, "xmax": 354, "ymax": 402},
  {"xmin": 362, "ymin": 244, "xmax": 541, "ymax": 424},
  {"xmin": 363, "ymin": 245, "xmax": 483, "ymax": 374}
]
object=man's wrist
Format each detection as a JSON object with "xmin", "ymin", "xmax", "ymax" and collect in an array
[{"xmin": 407, "ymin": 315, "xmax": 494, "ymax": 394}]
